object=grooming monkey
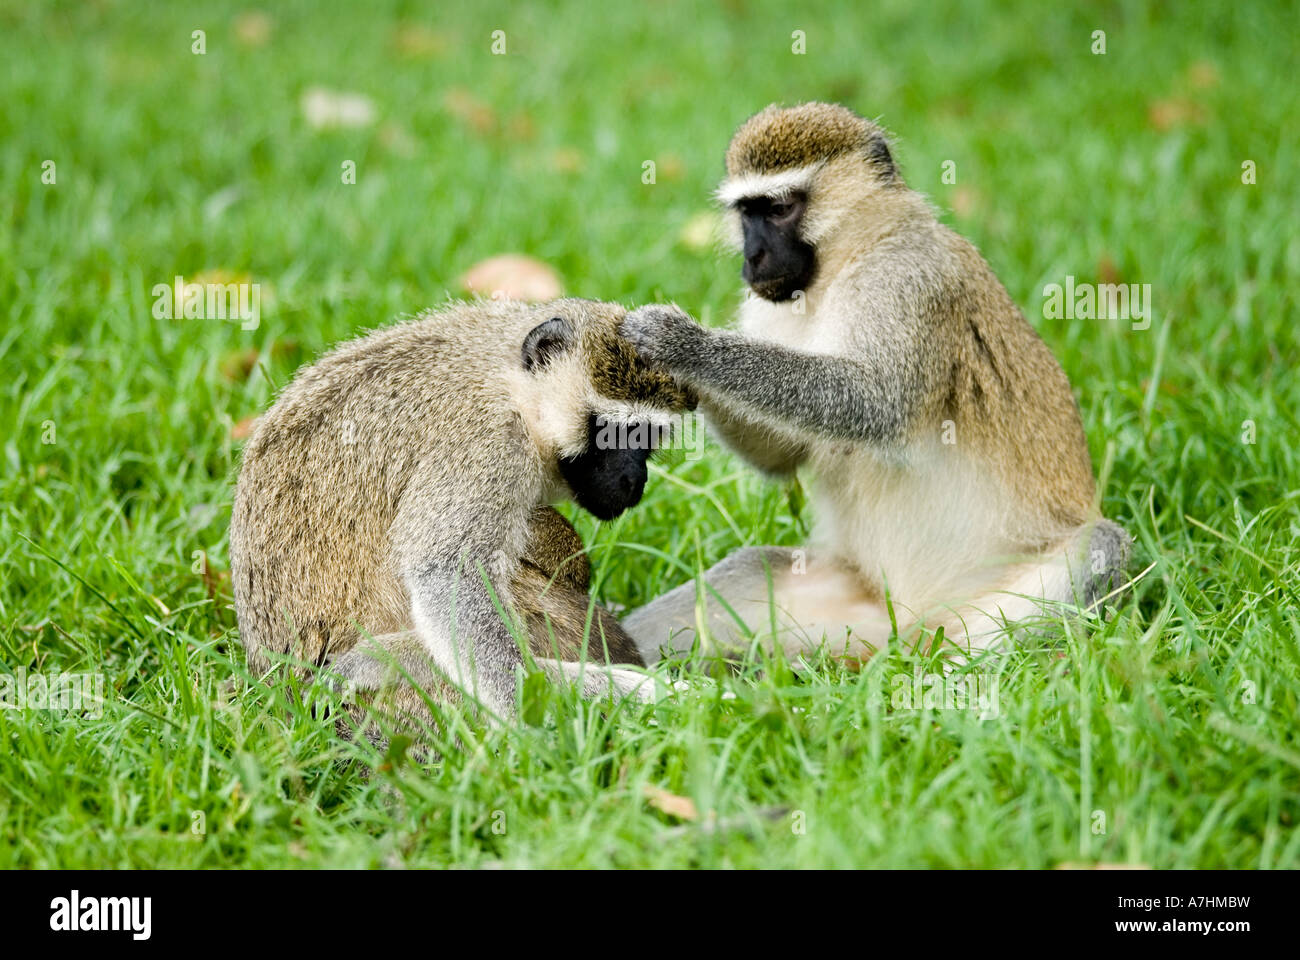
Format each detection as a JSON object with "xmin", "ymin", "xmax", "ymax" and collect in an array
[
  {"xmin": 621, "ymin": 102, "xmax": 1130, "ymax": 663},
  {"xmin": 229, "ymin": 298, "xmax": 696, "ymax": 723}
]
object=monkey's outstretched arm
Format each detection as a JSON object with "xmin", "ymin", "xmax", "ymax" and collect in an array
[
  {"xmin": 403, "ymin": 549, "xmax": 525, "ymax": 719},
  {"xmin": 375, "ymin": 442, "xmax": 539, "ymax": 718},
  {"xmin": 401, "ymin": 545, "xmax": 655, "ymax": 716},
  {"xmin": 622, "ymin": 306, "xmax": 915, "ymax": 445},
  {"xmin": 355, "ymin": 446, "xmax": 654, "ymax": 719}
]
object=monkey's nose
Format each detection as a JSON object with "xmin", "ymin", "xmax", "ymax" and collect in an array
[{"xmin": 618, "ymin": 469, "xmax": 646, "ymax": 504}]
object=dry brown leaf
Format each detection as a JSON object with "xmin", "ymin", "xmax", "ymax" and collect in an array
[
  {"xmin": 443, "ymin": 88, "xmax": 497, "ymax": 135},
  {"xmin": 550, "ymin": 147, "xmax": 585, "ymax": 174},
  {"xmin": 234, "ymin": 11, "xmax": 272, "ymax": 47},
  {"xmin": 231, "ymin": 416, "xmax": 258, "ymax": 441},
  {"xmin": 392, "ymin": 22, "xmax": 449, "ymax": 59},
  {"xmin": 202, "ymin": 564, "xmax": 230, "ymax": 604},
  {"xmin": 220, "ymin": 347, "xmax": 259, "ymax": 382},
  {"xmin": 1187, "ymin": 60, "xmax": 1219, "ymax": 90},
  {"xmin": 1148, "ymin": 97, "xmax": 1205, "ymax": 131},
  {"xmin": 644, "ymin": 784, "xmax": 697, "ymax": 821},
  {"xmin": 460, "ymin": 254, "xmax": 562, "ymax": 302}
]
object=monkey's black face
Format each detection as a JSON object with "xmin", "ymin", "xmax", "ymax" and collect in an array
[
  {"xmin": 739, "ymin": 192, "xmax": 816, "ymax": 302},
  {"xmin": 558, "ymin": 414, "xmax": 654, "ymax": 521}
]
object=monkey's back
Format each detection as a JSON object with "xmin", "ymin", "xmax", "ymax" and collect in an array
[
  {"xmin": 937, "ymin": 227, "xmax": 1097, "ymax": 539},
  {"xmin": 229, "ymin": 304, "xmax": 540, "ymax": 675}
]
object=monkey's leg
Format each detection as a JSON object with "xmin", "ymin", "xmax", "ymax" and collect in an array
[
  {"xmin": 514, "ymin": 507, "xmax": 645, "ymax": 666},
  {"xmin": 909, "ymin": 519, "xmax": 1133, "ymax": 657},
  {"xmin": 623, "ymin": 546, "xmax": 894, "ymax": 665},
  {"xmin": 516, "ymin": 565, "xmax": 645, "ymax": 666},
  {"xmin": 329, "ymin": 630, "xmax": 437, "ymax": 690},
  {"xmin": 332, "ymin": 562, "xmax": 655, "ymax": 719},
  {"xmin": 521, "ymin": 506, "xmax": 592, "ymax": 590},
  {"xmin": 321, "ymin": 630, "xmax": 454, "ymax": 748},
  {"xmin": 330, "ymin": 623, "xmax": 656, "ymax": 711}
]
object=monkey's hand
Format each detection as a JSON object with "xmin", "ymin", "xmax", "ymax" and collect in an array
[{"xmin": 620, "ymin": 304, "xmax": 704, "ymax": 370}]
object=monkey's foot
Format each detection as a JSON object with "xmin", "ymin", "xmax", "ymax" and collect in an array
[{"xmin": 536, "ymin": 658, "xmax": 662, "ymax": 704}]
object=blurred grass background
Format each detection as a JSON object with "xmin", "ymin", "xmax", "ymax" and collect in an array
[{"xmin": 0, "ymin": 0, "xmax": 1297, "ymax": 867}]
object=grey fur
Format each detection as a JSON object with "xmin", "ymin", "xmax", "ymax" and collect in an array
[
  {"xmin": 1073, "ymin": 518, "xmax": 1134, "ymax": 609},
  {"xmin": 229, "ymin": 298, "xmax": 683, "ymax": 730},
  {"xmin": 621, "ymin": 306, "xmax": 911, "ymax": 445}
]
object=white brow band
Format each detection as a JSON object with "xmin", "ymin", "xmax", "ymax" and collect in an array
[{"xmin": 715, "ymin": 165, "xmax": 818, "ymax": 206}]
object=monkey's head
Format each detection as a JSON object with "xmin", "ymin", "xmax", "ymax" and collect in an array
[
  {"xmin": 717, "ymin": 102, "xmax": 900, "ymax": 302},
  {"xmin": 517, "ymin": 299, "xmax": 697, "ymax": 521}
]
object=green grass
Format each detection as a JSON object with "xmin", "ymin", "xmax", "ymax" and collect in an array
[{"xmin": 2, "ymin": 0, "xmax": 1298, "ymax": 868}]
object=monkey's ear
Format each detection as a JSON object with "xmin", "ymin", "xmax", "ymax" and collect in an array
[
  {"xmin": 865, "ymin": 134, "xmax": 896, "ymax": 180},
  {"xmin": 522, "ymin": 317, "xmax": 576, "ymax": 373}
]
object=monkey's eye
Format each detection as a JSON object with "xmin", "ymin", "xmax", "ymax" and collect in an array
[{"xmin": 767, "ymin": 194, "xmax": 804, "ymax": 223}]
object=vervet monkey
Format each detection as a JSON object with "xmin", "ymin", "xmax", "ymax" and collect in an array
[
  {"xmin": 621, "ymin": 102, "xmax": 1130, "ymax": 664},
  {"xmin": 229, "ymin": 298, "xmax": 696, "ymax": 723}
]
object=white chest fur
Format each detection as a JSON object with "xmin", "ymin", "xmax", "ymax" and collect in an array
[
  {"xmin": 736, "ymin": 296, "xmax": 1012, "ymax": 609},
  {"xmin": 737, "ymin": 294, "xmax": 842, "ymax": 354},
  {"xmin": 808, "ymin": 439, "xmax": 1014, "ymax": 611}
]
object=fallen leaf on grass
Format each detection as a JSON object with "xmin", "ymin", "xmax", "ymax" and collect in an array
[
  {"xmin": 644, "ymin": 784, "xmax": 697, "ymax": 821},
  {"xmin": 460, "ymin": 254, "xmax": 562, "ymax": 301},
  {"xmin": 443, "ymin": 88, "xmax": 497, "ymax": 136},
  {"xmin": 202, "ymin": 564, "xmax": 231, "ymax": 605},
  {"xmin": 1147, "ymin": 97, "xmax": 1205, "ymax": 131},
  {"xmin": 234, "ymin": 11, "xmax": 272, "ymax": 47},
  {"xmin": 220, "ymin": 348, "xmax": 260, "ymax": 382},
  {"xmin": 231, "ymin": 416, "xmax": 258, "ymax": 441},
  {"xmin": 220, "ymin": 339, "xmax": 298, "ymax": 382}
]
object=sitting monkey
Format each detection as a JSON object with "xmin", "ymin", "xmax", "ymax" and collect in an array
[
  {"xmin": 229, "ymin": 298, "xmax": 695, "ymax": 728},
  {"xmin": 621, "ymin": 103, "xmax": 1131, "ymax": 663}
]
